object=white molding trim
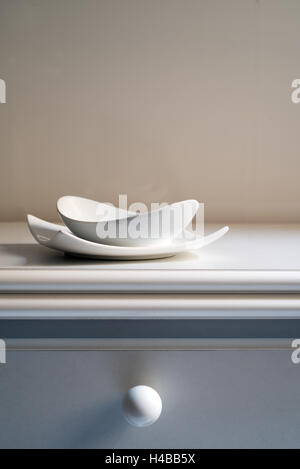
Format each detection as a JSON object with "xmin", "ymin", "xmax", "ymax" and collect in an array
[
  {"xmin": 5, "ymin": 338, "xmax": 293, "ymax": 351},
  {"xmin": 1, "ymin": 293, "xmax": 300, "ymax": 319},
  {"xmin": 1, "ymin": 269, "xmax": 300, "ymax": 293}
]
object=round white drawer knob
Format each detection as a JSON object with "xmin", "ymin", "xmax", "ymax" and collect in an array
[{"xmin": 122, "ymin": 385, "xmax": 162, "ymax": 427}]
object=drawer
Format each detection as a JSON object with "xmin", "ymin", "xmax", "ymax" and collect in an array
[{"xmin": 0, "ymin": 349, "xmax": 300, "ymax": 448}]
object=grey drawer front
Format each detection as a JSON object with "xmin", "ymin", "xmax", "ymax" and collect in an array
[{"xmin": 0, "ymin": 350, "xmax": 300, "ymax": 448}]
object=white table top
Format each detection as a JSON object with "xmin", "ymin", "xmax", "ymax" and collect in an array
[
  {"xmin": 1, "ymin": 222, "xmax": 300, "ymax": 269},
  {"xmin": 1, "ymin": 223, "xmax": 300, "ymax": 331},
  {"xmin": 1, "ymin": 222, "xmax": 300, "ymax": 293}
]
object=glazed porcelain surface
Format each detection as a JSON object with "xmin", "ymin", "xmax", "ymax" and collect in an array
[
  {"xmin": 27, "ymin": 215, "xmax": 229, "ymax": 260},
  {"xmin": 57, "ymin": 196, "xmax": 199, "ymax": 247}
]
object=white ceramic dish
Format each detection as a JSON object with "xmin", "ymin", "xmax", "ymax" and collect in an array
[
  {"xmin": 27, "ymin": 215, "xmax": 229, "ymax": 260},
  {"xmin": 57, "ymin": 196, "xmax": 199, "ymax": 247}
]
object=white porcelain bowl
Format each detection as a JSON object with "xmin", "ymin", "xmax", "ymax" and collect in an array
[{"xmin": 57, "ymin": 196, "xmax": 199, "ymax": 247}]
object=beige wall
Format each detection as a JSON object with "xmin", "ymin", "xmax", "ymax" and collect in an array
[{"xmin": 0, "ymin": 0, "xmax": 299, "ymax": 222}]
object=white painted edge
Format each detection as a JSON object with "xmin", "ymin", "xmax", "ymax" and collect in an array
[
  {"xmin": 1, "ymin": 294, "xmax": 300, "ymax": 319},
  {"xmin": 1, "ymin": 269, "xmax": 300, "ymax": 293}
]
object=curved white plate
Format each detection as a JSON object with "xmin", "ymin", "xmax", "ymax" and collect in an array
[{"xmin": 27, "ymin": 215, "xmax": 229, "ymax": 260}]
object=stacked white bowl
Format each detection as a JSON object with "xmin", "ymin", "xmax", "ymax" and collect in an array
[{"xmin": 27, "ymin": 196, "xmax": 228, "ymax": 260}]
